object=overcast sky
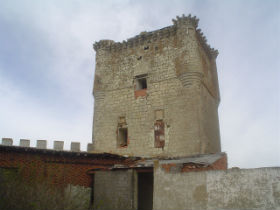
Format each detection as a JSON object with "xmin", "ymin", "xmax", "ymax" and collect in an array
[{"xmin": 0, "ymin": 0, "xmax": 279, "ymax": 168}]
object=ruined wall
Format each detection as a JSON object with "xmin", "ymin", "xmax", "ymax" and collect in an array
[
  {"xmin": 92, "ymin": 15, "xmax": 221, "ymax": 157},
  {"xmin": 0, "ymin": 138, "xmax": 133, "ymax": 188},
  {"xmin": 0, "ymin": 139, "xmax": 142, "ymax": 209},
  {"xmin": 94, "ymin": 170, "xmax": 136, "ymax": 210},
  {"xmin": 154, "ymin": 166, "xmax": 280, "ymax": 210},
  {"xmin": 0, "ymin": 144, "xmax": 94, "ymax": 209}
]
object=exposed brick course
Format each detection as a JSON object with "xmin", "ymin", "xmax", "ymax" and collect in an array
[{"xmin": 181, "ymin": 154, "xmax": 227, "ymax": 172}]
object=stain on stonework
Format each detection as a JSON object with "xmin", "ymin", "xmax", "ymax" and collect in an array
[{"xmin": 193, "ymin": 185, "xmax": 207, "ymax": 205}]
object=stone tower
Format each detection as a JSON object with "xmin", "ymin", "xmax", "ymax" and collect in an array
[{"xmin": 92, "ymin": 14, "xmax": 221, "ymax": 157}]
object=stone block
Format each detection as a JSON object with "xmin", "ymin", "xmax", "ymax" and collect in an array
[
  {"xmin": 87, "ymin": 143, "xmax": 94, "ymax": 152},
  {"xmin": 2, "ymin": 138, "xmax": 13, "ymax": 146},
  {"xmin": 155, "ymin": 109, "xmax": 164, "ymax": 120},
  {"xmin": 71, "ymin": 142, "xmax": 80, "ymax": 152},
  {"xmin": 20, "ymin": 139, "xmax": 30, "ymax": 147},
  {"xmin": 37, "ymin": 140, "xmax": 47, "ymax": 149},
  {"xmin": 54, "ymin": 141, "xmax": 64, "ymax": 150}
]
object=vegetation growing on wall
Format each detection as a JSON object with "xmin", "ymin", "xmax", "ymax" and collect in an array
[{"xmin": 0, "ymin": 166, "xmax": 91, "ymax": 210}]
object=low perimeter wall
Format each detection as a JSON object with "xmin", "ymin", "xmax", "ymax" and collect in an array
[{"xmin": 154, "ymin": 166, "xmax": 280, "ymax": 210}]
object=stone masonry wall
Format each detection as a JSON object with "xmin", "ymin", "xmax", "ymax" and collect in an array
[
  {"xmin": 199, "ymin": 85, "xmax": 221, "ymax": 154},
  {"xmin": 154, "ymin": 166, "xmax": 280, "ymax": 210},
  {"xmin": 94, "ymin": 170, "xmax": 136, "ymax": 210},
  {"xmin": 92, "ymin": 15, "xmax": 221, "ymax": 157}
]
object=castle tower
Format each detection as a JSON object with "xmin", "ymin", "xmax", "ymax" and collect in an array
[{"xmin": 92, "ymin": 15, "xmax": 221, "ymax": 157}]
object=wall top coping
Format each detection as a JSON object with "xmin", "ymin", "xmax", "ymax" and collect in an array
[
  {"xmin": 113, "ymin": 152, "xmax": 227, "ymax": 169},
  {"xmin": 1, "ymin": 138, "xmax": 93, "ymax": 152},
  {"xmin": 0, "ymin": 144, "xmax": 128, "ymax": 160}
]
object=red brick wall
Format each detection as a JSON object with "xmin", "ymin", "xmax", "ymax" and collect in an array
[
  {"xmin": 134, "ymin": 89, "xmax": 147, "ymax": 98},
  {"xmin": 181, "ymin": 154, "xmax": 227, "ymax": 172},
  {"xmin": 0, "ymin": 149, "xmax": 128, "ymax": 187},
  {"xmin": 161, "ymin": 154, "xmax": 227, "ymax": 173}
]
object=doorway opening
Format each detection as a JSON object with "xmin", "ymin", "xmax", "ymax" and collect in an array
[{"xmin": 138, "ymin": 172, "xmax": 153, "ymax": 210}]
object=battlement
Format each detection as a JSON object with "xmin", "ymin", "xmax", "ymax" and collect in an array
[
  {"xmin": 1, "ymin": 138, "xmax": 94, "ymax": 152},
  {"xmin": 93, "ymin": 14, "xmax": 218, "ymax": 59}
]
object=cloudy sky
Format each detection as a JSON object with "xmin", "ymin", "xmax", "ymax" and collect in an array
[{"xmin": 0, "ymin": 0, "xmax": 279, "ymax": 168}]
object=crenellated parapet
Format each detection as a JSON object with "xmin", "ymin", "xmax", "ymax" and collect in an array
[
  {"xmin": 172, "ymin": 14, "xmax": 218, "ymax": 58},
  {"xmin": 93, "ymin": 14, "xmax": 218, "ymax": 59},
  {"xmin": 196, "ymin": 28, "xmax": 219, "ymax": 59},
  {"xmin": 93, "ymin": 26, "xmax": 176, "ymax": 52},
  {"xmin": 1, "ymin": 138, "xmax": 94, "ymax": 153},
  {"xmin": 171, "ymin": 14, "xmax": 199, "ymax": 28}
]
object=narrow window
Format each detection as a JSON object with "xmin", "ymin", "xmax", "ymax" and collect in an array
[
  {"xmin": 117, "ymin": 117, "xmax": 128, "ymax": 147},
  {"xmin": 154, "ymin": 120, "xmax": 165, "ymax": 148},
  {"xmin": 118, "ymin": 127, "xmax": 128, "ymax": 147},
  {"xmin": 135, "ymin": 74, "xmax": 147, "ymax": 90}
]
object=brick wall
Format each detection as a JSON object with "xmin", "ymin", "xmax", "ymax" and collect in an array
[
  {"xmin": 181, "ymin": 154, "xmax": 227, "ymax": 172},
  {"xmin": 0, "ymin": 145, "xmax": 129, "ymax": 187},
  {"xmin": 159, "ymin": 153, "xmax": 227, "ymax": 173}
]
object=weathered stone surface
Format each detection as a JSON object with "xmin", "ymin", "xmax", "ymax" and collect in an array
[
  {"xmin": 19, "ymin": 139, "xmax": 30, "ymax": 147},
  {"xmin": 94, "ymin": 170, "xmax": 135, "ymax": 210},
  {"xmin": 53, "ymin": 140, "xmax": 64, "ymax": 150},
  {"xmin": 2, "ymin": 138, "xmax": 13, "ymax": 146},
  {"xmin": 87, "ymin": 143, "xmax": 94, "ymax": 152},
  {"xmin": 36, "ymin": 140, "xmax": 47, "ymax": 149},
  {"xmin": 71, "ymin": 142, "xmax": 80, "ymax": 152},
  {"xmin": 153, "ymin": 166, "xmax": 280, "ymax": 210},
  {"xmin": 92, "ymin": 14, "xmax": 221, "ymax": 157}
]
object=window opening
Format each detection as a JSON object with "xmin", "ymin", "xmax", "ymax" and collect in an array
[
  {"xmin": 135, "ymin": 75, "xmax": 147, "ymax": 90},
  {"xmin": 154, "ymin": 120, "xmax": 165, "ymax": 148},
  {"xmin": 118, "ymin": 128, "xmax": 128, "ymax": 147},
  {"xmin": 117, "ymin": 117, "xmax": 128, "ymax": 147}
]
